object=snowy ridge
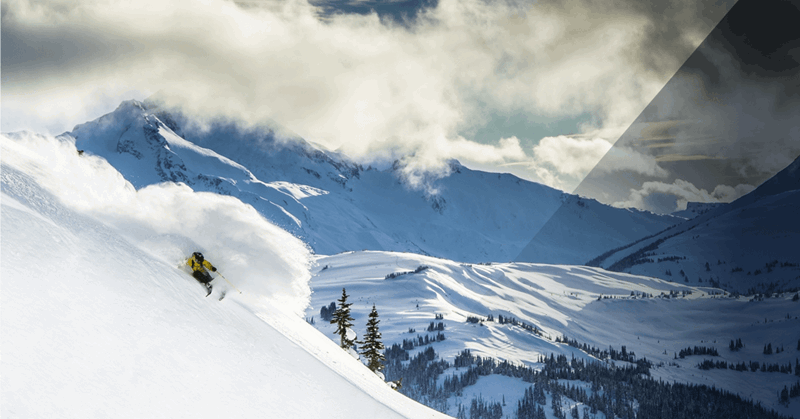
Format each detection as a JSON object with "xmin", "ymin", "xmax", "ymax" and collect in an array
[
  {"xmin": 61, "ymin": 99, "xmax": 679, "ymax": 264},
  {"xmin": 1, "ymin": 132, "xmax": 449, "ymax": 418},
  {"xmin": 514, "ymin": 195, "xmax": 682, "ymax": 265},
  {"xmin": 586, "ymin": 154, "xmax": 800, "ymax": 293},
  {"xmin": 671, "ymin": 201, "xmax": 726, "ymax": 219}
]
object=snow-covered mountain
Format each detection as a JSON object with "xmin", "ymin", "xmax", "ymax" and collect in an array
[
  {"xmin": 4, "ymin": 128, "xmax": 797, "ymax": 419},
  {"xmin": 671, "ymin": 202, "xmax": 726, "ymax": 219},
  {"xmin": 306, "ymin": 251, "xmax": 800, "ymax": 418},
  {"xmin": 61, "ymin": 99, "xmax": 678, "ymax": 264},
  {"xmin": 586, "ymin": 155, "xmax": 800, "ymax": 293},
  {"xmin": 513, "ymin": 195, "xmax": 681, "ymax": 265},
  {"xmin": 1, "ymin": 132, "xmax": 449, "ymax": 419}
]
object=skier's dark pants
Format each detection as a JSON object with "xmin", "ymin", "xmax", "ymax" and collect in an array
[{"xmin": 193, "ymin": 270, "xmax": 213, "ymax": 284}]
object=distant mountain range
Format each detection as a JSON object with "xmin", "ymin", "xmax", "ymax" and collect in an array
[
  {"xmin": 61, "ymin": 99, "xmax": 678, "ymax": 263},
  {"xmin": 587, "ymin": 154, "xmax": 800, "ymax": 293}
]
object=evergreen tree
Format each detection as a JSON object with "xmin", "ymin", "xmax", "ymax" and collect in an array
[
  {"xmin": 359, "ymin": 304, "xmax": 386, "ymax": 373},
  {"xmin": 320, "ymin": 301, "xmax": 337, "ymax": 322},
  {"xmin": 536, "ymin": 406, "xmax": 546, "ymax": 419},
  {"xmin": 331, "ymin": 288, "xmax": 356, "ymax": 350},
  {"xmin": 552, "ymin": 388, "xmax": 564, "ymax": 419}
]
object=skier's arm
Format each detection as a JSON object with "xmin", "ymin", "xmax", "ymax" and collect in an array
[{"xmin": 203, "ymin": 260, "xmax": 217, "ymax": 272}]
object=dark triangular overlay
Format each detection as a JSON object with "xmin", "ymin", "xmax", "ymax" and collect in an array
[{"xmin": 515, "ymin": 0, "xmax": 800, "ymax": 278}]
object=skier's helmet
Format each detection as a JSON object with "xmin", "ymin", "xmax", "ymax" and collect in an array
[{"xmin": 193, "ymin": 252, "xmax": 204, "ymax": 262}]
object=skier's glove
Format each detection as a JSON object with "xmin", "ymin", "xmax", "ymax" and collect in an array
[{"xmin": 211, "ymin": 267, "xmax": 217, "ymax": 272}]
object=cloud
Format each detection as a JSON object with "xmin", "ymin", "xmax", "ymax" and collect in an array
[
  {"xmin": 532, "ymin": 136, "xmax": 612, "ymax": 178},
  {"xmin": 614, "ymin": 178, "xmax": 755, "ymax": 213},
  {"xmin": 2, "ymin": 0, "xmax": 728, "ymax": 186},
  {"xmin": 525, "ymin": 135, "xmax": 667, "ymax": 191},
  {"xmin": 572, "ymin": 3, "xmax": 800, "ymax": 208}
]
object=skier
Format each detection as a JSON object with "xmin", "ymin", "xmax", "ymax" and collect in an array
[{"xmin": 186, "ymin": 252, "xmax": 217, "ymax": 296}]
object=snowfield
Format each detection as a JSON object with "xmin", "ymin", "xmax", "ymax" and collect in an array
[
  {"xmin": 307, "ymin": 251, "xmax": 800, "ymax": 418},
  {"xmin": 3, "ymin": 130, "xmax": 798, "ymax": 419},
  {"xmin": 1, "ymin": 133, "xmax": 449, "ymax": 418}
]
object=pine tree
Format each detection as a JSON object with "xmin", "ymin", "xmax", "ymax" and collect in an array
[
  {"xmin": 358, "ymin": 304, "xmax": 386, "ymax": 373},
  {"xmin": 331, "ymin": 288, "xmax": 356, "ymax": 350}
]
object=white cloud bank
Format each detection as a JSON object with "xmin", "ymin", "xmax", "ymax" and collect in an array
[
  {"xmin": 525, "ymin": 135, "xmax": 667, "ymax": 191},
  {"xmin": 614, "ymin": 178, "xmax": 755, "ymax": 213},
  {"xmin": 2, "ymin": 0, "xmax": 726, "ymax": 191}
]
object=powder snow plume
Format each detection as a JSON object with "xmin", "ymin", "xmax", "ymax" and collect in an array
[{"xmin": 1, "ymin": 132, "xmax": 312, "ymax": 316}]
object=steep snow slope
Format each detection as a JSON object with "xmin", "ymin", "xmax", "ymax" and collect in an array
[
  {"xmin": 0, "ymin": 133, "xmax": 449, "ymax": 419},
  {"xmin": 63, "ymin": 100, "xmax": 678, "ymax": 263},
  {"xmin": 306, "ymin": 251, "xmax": 800, "ymax": 418},
  {"xmin": 586, "ymin": 154, "xmax": 800, "ymax": 292}
]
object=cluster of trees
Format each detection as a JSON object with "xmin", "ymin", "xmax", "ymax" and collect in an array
[
  {"xmin": 384, "ymin": 265, "xmax": 429, "ymax": 280},
  {"xmin": 479, "ymin": 314, "xmax": 544, "ymax": 336},
  {"xmin": 555, "ymin": 335, "xmax": 645, "ymax": 365},
  {"xmin": 384, "ymin": 342, "xmax": 791, "ymax": 419},
  {"xmin": 605, "ymin": 228, "xmax": 686, "ymax": 272},
  {"xmin": 427, "ymin": 321, "xmax": 445, "ymax": 331},
  {"xmin": 318, "ymin": 301, "xmax": 337, "ymax": 322},
  {"xmin": 596, "ymin": 290, "xmax": 693, "ymax": 300},
  {"xmin": 697, "ymin": 359, "xmax": 738, "ymax": 371},
  {"xmin": 516, "ymin": 385, "xmax": 547, "ymax": 419},
  {"xmin": 585, "ymin": 223, "xmax": 682, "ymax": 267},
  {"xmin": 697, "ymin": 359, "xmax": 795, "ymax": 374},
  {"xmin": 779, "ymin": 381, "xmax": 800, "ymax": 405},
  {"xmin": 677, "ymin": 346, "xmax": 719, "ymax": 358},
  {"xmin": 328, "ymin": 288, "xmax": 385, "ymax": 374},
  {"xmin": 764, "ymin": 343, "xmax": 787, "ymax": 354},
  {"xmin": 729, "ymin": 338, "xmax": 744, "ymax": 351},
  {"xmin": 736, "ymin": 261, "xmax": 800, "ymax": 277},
  {"xmin": 744, "ymin": 282, "xmax": 799, "ymax": 297},
  {"xmin": 399, "ymin": 332, "xmax": 446, "ymax": 350},
  {"xmin": 454, "ymin": 396, "xmax": 503, "ymax": 419}
]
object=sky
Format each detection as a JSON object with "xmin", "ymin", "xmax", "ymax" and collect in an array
[
  {"xmin": 5, "ymin": 0, "xmax": 796, "ymax": 214},
  {"xmin": 573, "ymin": 0, "xmax": 800, "ymax": 213}
]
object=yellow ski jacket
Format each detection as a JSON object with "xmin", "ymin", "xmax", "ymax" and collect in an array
[{"xmin": 187, "ymin": 255, "xmax": 216, "ymax": 273}]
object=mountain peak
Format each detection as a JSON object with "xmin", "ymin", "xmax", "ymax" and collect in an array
[{"xmin": 115, "ymin": 99, "xmax": 147, "ymax": 112}]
